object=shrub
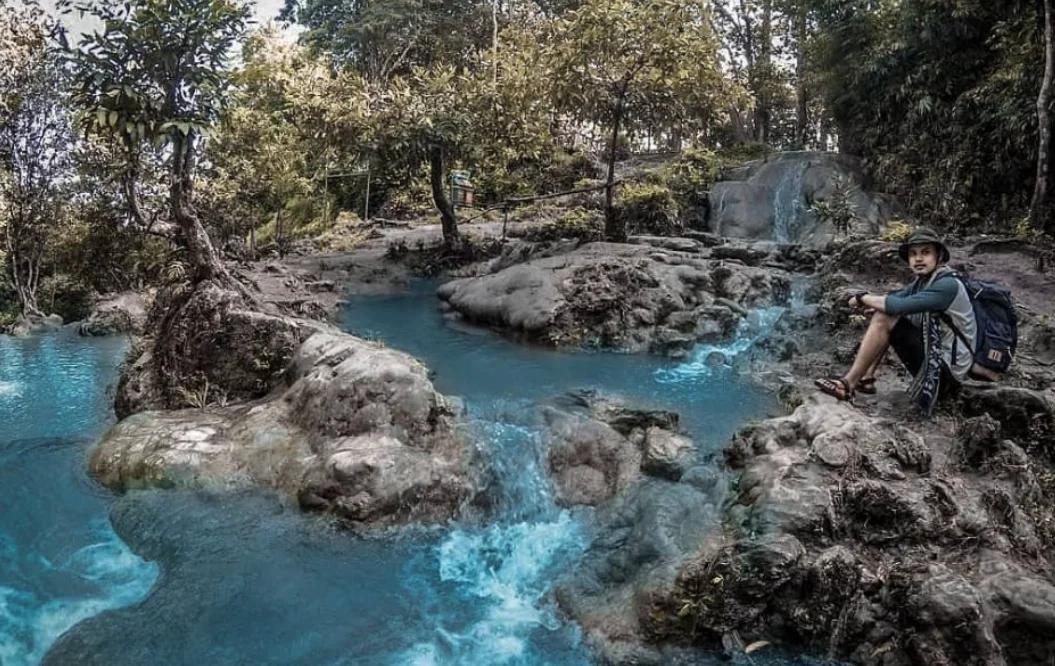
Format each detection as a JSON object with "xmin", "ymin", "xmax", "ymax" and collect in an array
[
  {"xmin": 615, "ymin": 182, "xmax": 681, "ymax": 236},
  {"xmin": 0, "ymin": 282, "xmax": 18, "ymax": 327},
  {"xmin": 880, "ymin": 220, "xmax": 913, "ymax": 243},
  {"xmin": 1014, "ymin": 216, "xmax": 1050, "ymax": 244},
  {"xmin": 569, "ymin": 178, "xmax": 606, "ymax": 210},
  {"xmin": 476, "ymin": 149, "xmax": 601, "ymax": 203},
  {"xmin": 661, "ymin": 147, "xmax": 722, "ymax": 227},
  {"xmin": 40, "ymin": 273, "xmax": 92, "ymax": 322},
  {"xmin": 376, "ymin": 175, "xmax": 435, "ymax": 220},
  {"xmin": 522, "ymin": 207, "xmax": 603, "ymax": 242},
  {"xmin": 810, "ymin": 176, "xmax": 862, "ymax": 236}
]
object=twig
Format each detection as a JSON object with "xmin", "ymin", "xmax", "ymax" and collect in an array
[{"xmin": 461, "ymin": 180, "xmax": 622, "ymax": 226}]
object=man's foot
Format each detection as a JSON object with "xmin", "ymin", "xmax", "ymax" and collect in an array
[
  {"xmin": 857, "ymin": 377, "xmax": 877, "ymax": 394},
  {"xmin": 814, "ymin": 377, "xmax": 854, "ymax": 401}
]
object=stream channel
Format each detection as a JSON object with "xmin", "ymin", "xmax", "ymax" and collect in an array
[{"xmin": 2, "ymin": 280, "xmax": 828, "ymax": 666}]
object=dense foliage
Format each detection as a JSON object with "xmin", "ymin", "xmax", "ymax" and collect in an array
[
  {"xmin": 809, "ymin": 0, "xmax": 1047, "ymax": 231},
  {"xmin": 0, "ymin": 0, "xmax": 1053, "ymax": 323}
]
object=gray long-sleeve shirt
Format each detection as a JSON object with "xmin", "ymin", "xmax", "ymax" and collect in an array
[
  {"xmin": 885, "ymin": 274, "xmax": 960, "ymax": 315},
  {"xmin": 884, "ymin": 268, "xmax": 977, "ymax": 380}
]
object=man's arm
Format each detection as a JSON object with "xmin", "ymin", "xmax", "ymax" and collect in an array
[
  {"xmin": 851, "ymin": 283, "xmax": 911, "ymax": 314},
  {"xmin": 883, "ymin": 277, "xmax": 958, "ymax": 315}
]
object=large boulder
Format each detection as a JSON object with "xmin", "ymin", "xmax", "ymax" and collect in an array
[
  {"xmin": 709, "ymin": 151, "xmax": 902, "ymax": 244},
  {"xmin": 556, "ymin": 479, "xmax": 726, "ymax": 664},
  {"xmin": 78, "ymin": 292, "xmax": 149, "ymax": 337},
  {"xmin": 638, "ymin": 390, "xmax": 1055, "ymax": 666},
  {"xmin": 92, "ymin": 332, "xmax": 473, "ymax": 528},
  {"xmin": 437, "ymin": 242, "xmax": 790, "ymax": 356},
  {"xmin": 114, "ymin": 280, "xmax": 324, "ymax": 418},
  {"xmin": 6, "ymin": 312, "xmax": 63, "ymax": 337},
  {"xmin": 543, "ymin": 392, "xmax": 693, "ymax": 507}
]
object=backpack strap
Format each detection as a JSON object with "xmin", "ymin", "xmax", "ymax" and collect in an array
[
  {"xmin": 934, "ymin": 271, "xmax": 975, "ymax": 359},
  {"xmin": 940, "ymin": 312, "xmax": 974, "ymax": 355}
]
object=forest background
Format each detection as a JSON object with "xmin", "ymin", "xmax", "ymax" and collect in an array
[{"xmin": 1, "ymin": 0, "xmax": 1053, "ymax": 324}]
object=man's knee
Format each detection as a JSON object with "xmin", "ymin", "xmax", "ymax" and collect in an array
[{"xmin": 870, "ymin": 311, "xmax": 899, "ymax": 330}]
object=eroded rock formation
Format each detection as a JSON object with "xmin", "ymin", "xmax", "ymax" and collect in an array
[
  {"xmin": 93, "ymin": 332, "xmax": 473, "ymax": 528},
  {"xmin": 438, "ymin": 241, "xmax": 792, "ymax": 356}
]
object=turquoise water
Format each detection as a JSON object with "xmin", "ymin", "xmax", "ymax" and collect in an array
[
  {"xmin": 344, "ymin": 280, "xmax": 780, "ymax": 448},
  {"xmin": 4, "ymin": 284, "xmax": 825, "ymax": 666},
  {"xmin": 0, "ymin": 331, "xmax": 157, "ymax": 666}
]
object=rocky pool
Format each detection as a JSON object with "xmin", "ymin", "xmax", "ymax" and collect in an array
[{"xmin": 3, "ymin": 283, "xmax": 827, "ymax": 665}]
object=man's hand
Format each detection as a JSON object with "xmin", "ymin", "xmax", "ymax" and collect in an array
[{"xmin": 847, "ymin": 292, "xmax": 885, "ymax": 315}]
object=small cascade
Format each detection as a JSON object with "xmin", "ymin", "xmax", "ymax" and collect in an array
[
  {"xmin": 0, "ymin": 522, "xmax": 156, "ymax": 666},
  {"xmin": 654, "ymin": 305, "xmax": 787, "ymax": 384},
  {"xmin": 771, "ymin": 163, "xmax": 809, "ymax": 243},
  {"xmin": 397, "ymin": 411, "xmax": 590, "ymax": 666}
]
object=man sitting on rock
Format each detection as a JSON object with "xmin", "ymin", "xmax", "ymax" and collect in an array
[{"xmin": 815, "ymin": 227, "xmax": 991, "ymax": 415}]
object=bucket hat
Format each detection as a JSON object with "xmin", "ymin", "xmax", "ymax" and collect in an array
[{"xmin": 898, "ymin": 226, "xmax": 950, "ymax": 264}]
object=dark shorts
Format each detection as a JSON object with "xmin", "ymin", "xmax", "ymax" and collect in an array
[{"xmin": 889, "ymin": 318, "xmax": 959, "ymax": 396}]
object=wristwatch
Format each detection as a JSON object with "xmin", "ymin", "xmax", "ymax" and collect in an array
[{"xmin": 854, "ymin": 292, "xmax": 867, "ymax": 307}]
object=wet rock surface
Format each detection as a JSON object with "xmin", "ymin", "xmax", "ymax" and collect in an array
[
  {"xmin": 617, "ymin": 239, "xmax": 1055, "ymax": 666},
  {"xmin": 437, "ymin": 241, "xmax": 793, "ymax": 356},
  {"xmin": 78, "ymin": 292, "xmax": 149, "ymax": 336},
  {"xmin": 6, "ymin": 312, "xmax": 63, "ymax": 337},
  {"xmin": 93, "ymin": 332, "xmax": 472, "ymax": 528},
  {"xmin": 86, "ymin": 216, "xmax": 1055, "ymax": 664},
  {"xmin": 709, "ymin": 151, "xmax": 902, "ymax": 243},
  {"xmin": 541, "ymin": 391, "xmax": 695, "ymax": 507}
]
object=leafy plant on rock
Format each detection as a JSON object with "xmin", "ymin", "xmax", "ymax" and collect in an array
[{"xmin": 615, "ymin": 182, "xmax": 680, "ymax": 236}]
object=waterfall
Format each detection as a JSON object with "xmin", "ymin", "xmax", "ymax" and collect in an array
[
  {"xmin": 771, "ymin": 163, "xmax": 808, "ymax": 243},
  {"xmin": 653, "ymin": 305, "xmax": 787, "ymax": 384}
]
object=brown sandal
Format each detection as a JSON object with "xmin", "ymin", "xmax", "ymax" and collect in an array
[
  {"xmin": 857, "ymin": 377, "xmax": 877, "ymax": 395},
  {"xmin": 814, "ymin": 377, "xmax": 854, "ymax": 401}
]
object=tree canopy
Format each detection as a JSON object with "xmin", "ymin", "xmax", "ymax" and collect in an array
[
  {"xmin": 3, "ymin": 0, "xmax": 1055, "ymax": 324},
  {"xmin": 59, "ymin": 0, "xmax": 252, "ymax": 280}
]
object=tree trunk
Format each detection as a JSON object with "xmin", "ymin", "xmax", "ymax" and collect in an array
[
  {"xmin": 794, "ymin": 2, "xmax": 809, "ymax": 150},
  {"xmin": 429, "ymin": 145, "xmax": 459, "ymax": 245},
  {"xmin": 3, "ymin": 220, "xmax": 43, "ymax": 318},
  {"xmin": 1031, "ymin": 0, "xmax": 1055, "ymax": 232},
  {"xmin": 171, "ymin": 134, "xmax": 226, "ymax": 282},
  {"xmin": 755, "ymin": 0, "xmax": 773, "ymax": 145},
  {"xmin": 605, "ymin": 105, "xmax": 625, "ymax": 242}
]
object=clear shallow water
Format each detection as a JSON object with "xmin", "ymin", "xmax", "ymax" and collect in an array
[
  {"xmin": 0, "ymin": 330, "xmax": 157, "ymax": 666},
  {"xmin": 343, "ymin": 280, "xmax": 780, "ymax": 449},
  {"xmin": 6, "ymin": 284, "xmax": 824, "ymax": 666}
]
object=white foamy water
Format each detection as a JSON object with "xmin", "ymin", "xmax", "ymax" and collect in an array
[
  {"xmin": 654, "ymin": 306, "xmax": 787, "ymax": 383},
  {"xmin": 0, "ymin": 526, "xmax": 157, "ymax": 666},
  {"xmin": 0, "ymin": 381, "xmax": 23, "ymax": 397},
  {"xmin": 401, "ymin": 512, "xmax": 588, "ymax": 666}
]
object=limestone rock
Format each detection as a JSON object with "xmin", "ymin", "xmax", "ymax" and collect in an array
[
  {"xmin": 545, "ymin": 407, "xmax": 641, "ymax": 506},
  {"xmin": 78, "ymin": 292, "xmax": 148, "ymax": 337},
  {"xmin": 92, "ymin": 331, "xmax": 472, "ymax": 528},
  {"xmin": 556, "ymin": 480, "xmax": 722, "ymax": 657},
  {"xmin": 114, "ymin": 280, "xmax": 325, "ymax": 417},
  {"xmin": 709, "ymin": 151, "xmax": 901, "ymax": 244},
  {"xmin": 7, "ymin": 313, "xmax": 63, "ymax": 337},
  {"xmin": 438, "ymin": 242, "xmax": 789, "ymax": 355},
  {"xmin": 641, "ymin": 427, "xmax": 694, "ymax": 481}
]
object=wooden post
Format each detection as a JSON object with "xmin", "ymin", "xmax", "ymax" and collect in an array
[
  {"xmin": 364, "ymin": 169, "xmax": 371, "ymax": 221},
  {"xmin": 323, "ymin": 165, "xmax": 330, "ymax": 224}
]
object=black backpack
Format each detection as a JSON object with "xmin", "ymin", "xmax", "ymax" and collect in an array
[{"xmin": 943, "ymin": 276, "xmax": 1018, "ymax": 373}]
